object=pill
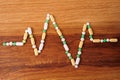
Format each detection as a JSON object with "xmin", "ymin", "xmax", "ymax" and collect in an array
[
  {"xmin": 50, "ymin": 15, "xmax": 55, "ymax": 22},
  {"xmin": 41, "ymin": 40, "xmax": 45, "ymax": 44},
  {"xmin": 9, "ymin": 42, "xmax": 13, "ymax": 46},
  {"xmin": 81, "ymin": 38, "xmax": 84, "ymax": 41},
  {"xmin": 34, "ymin": 48, "xmax": 38, "ymax": 56},
  {"xmin": 42, "ymin": 32, "xmax": 46, "ymax": 40},
  {"xmin": 88, "ymin": 28, "xmax": 93, "ymax": 35},
  {"xmin": 93, "ymin": 39, "xmax": 101, "ymax": 43},
  {"xmin": 32, "ymin": 45, "xmax": 36, "ymax": 49},
  {"xmin": 16, "ymin": 42, "xmax": 23, "ymax": 46},
  {"xmin": 39, "ymin": 43, "xmax": 44, "ymax": 51},
  {"xmin": 44, "ymin": 23, "xmax": 48, "ymax": 30},
  {"xmin": 75, "ymin": 64, "xmax": 78, "ymax": 68},
  {"xmin": 67, "ymin": 53, "xmax": 71, "ymax": 57},
  {"xmin": 53, "ymin": 22, "xmax": 58, "ymax": 28},
  {"xmin": 75, "ymin": 57, "xmax": 80, "ymax": 65},
  {"xmin": 23, "ymin": 32, "xmax": 28, "ymax": 40},
  {"xmin": 71, "ymin": 59, "xmax": 75, "ymax": 66},
  {"xmin": 82, "ymin": 24, "xmax": 87, "ymax": 32},
  {"xmin": 110, "ymin": 38, "xmax": 118, "ymax": 42},
  {"xmin": 57, "ymin": 29, "xmax": 62, "ymax": 36},
  {"xmin": 30, "ymin": 38, "xmax": 35, "ymax": 45},
  {"xmin": 78, "ymin": 51, "xmax": 82, "ymax": 55},
  {"xmin": 63, "ymin": 44, "xmax": 69, "ymax": 51},
  {"xmin": 27, "ymin": 27, "xmax": 32, "ymax": 34},
  {"xmin": 79, "ymin": 41, "xmax": 83, "ymax": 48}
]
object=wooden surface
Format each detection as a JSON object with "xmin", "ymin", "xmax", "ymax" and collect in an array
[{"xmin": 0, "ymin": 0, "xmax": 120, "ymax": 80}]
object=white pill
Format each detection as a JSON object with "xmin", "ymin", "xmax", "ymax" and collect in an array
[
  {"xmin": 32, "ymin": 45, "xmax": 36, "ymax": 49},
  {"xmin": 53, "ymin": 22, "xmax": 56, "ymax": 25},
  {"xmin": 27, "ymin": 27, "xmax": 32, "ymax": 34},
  {"xmin": 61, "ymin": 38, "xmax": 65, "ymax": 42},
  {"xmin": 39, "ymin": 43, "xmax": 44, "ymax": 51},
  {"xmin": 107, "ymin": 38, "xmax": 110, "ymax": 42},
  {"xmin": 63, "ymin": 44, "xmax": 69, "ymax": 51},
  {"xmin": 81, "ymin": 38, "xmax": 84, "ymax": 41},
  {"xmin": 46, "ymin": 17, "xmax": 50, "ymax": 20},
  {"xmin": 16, "ymin": 42, "xmax": 23, "ymax": 46},
  {"xmin": 75, "ymin": 64, "xmax": 78, "ymax": 68},
  {"xmin": 47, "ymin": 13, "xmax": 50, "ymax": 17},
  {"xmin": 82, "ymin": 32, "xmax": 85, "ymax": 35},
  {"xmin": 9, "ymin": 42, "xmax": 13, "ymax": 46},
  {"xmin": 78, "ymin": 51, "xmax": 81, "ymax": 55},
  {"xmin": 86, "ymin": 22, "xmax": 90, "ymax": 25},
  {"xmin": 38, "ymin": 50, "xmax": 41, "ymax": 53},
  {"xmin": 101, "ymin": 39, "xmax": 103, "ymax": 43},
  {"xmin": 44, "ymin": 23, "xmax": 48, "ymax": 30},
  {"xmin": 90, "ymin": 38, "xmax": 93, "ymax": 41},
  {"xmin": 55, "ymin": 27, "xmax": 59, "ymax": 30},
  {"xmin": 75, "ymin": 57, "xmax": 80, "ymax": 65},
  {"xmin": 6, "ymin": 42, "xmax": 9, "ymax": 46},
  {"xmin": 41, "ymin": 40, "xmax": 45, "ymax": 44},
  {"xmin": 67, "ymin": 53, "xmax": 71, "ymax": 57}
]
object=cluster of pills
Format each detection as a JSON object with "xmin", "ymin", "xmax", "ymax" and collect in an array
[
  {"xmin": 3, "ymin": 14, "xmax": 118, "ymax": 68},
  {"xmin": 50, "ymin": 15, "xmax": 75, "ymax": 66},
  {"xmin": 74, "ymin": 22, "xmax": 118, "ymax": 68}
]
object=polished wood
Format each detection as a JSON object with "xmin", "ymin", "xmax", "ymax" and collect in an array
[{"xmin": 0, "ymin": 0, "xmax": 120, "ymax": 80}]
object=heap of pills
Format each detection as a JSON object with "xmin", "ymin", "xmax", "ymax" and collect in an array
[{"xmin": 3, "ymin": 14, "xmax": 118, "ymax": 68}]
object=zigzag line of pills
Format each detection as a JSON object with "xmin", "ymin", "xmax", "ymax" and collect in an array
[{"xmin": 3, "ymin": 14, "xmax": 118, "ymax": 68}]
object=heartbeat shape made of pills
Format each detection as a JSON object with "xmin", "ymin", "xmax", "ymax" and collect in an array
[{"xmin": 3, "ymin": 14, "xmax": 118, "ymax": 68}]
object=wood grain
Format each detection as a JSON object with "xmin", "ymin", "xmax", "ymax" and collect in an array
[{"xmin": 0, "ymin": 0, "xmax": 120, "ymax": 80}]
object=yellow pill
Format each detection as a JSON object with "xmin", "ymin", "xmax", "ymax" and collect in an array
[
  {"xmin": 34, "ymin": 48, "xmax": 38, "ymax": 56},
  {"xmin": 93, "ymin": 39, "xmax": 101, "ymax": 43},
  {"xmin": 31, "ymin": 38, "xmax": 35, "ymax": 45},
  {"xmin": 42, "ymin": 32, "xmax": 46, "ymax": 40},
  {"xmin": 50, "ymin": 15, "xmax": 55, "ymax": 22},
  {"xmin": 23, "ymin": 32, "xmax": 28, "ymax": 40},
  {"xmin": 79, "ymin": 41, "xmax": 84, "ymax": 48},
  {"xmin": 110, "ymin": 38, "xmax": 118, "ymax": 42},
  {"xmin": 88, "ymin": 28, "xmax": 93, "ymax": 35},
  {"xmin": 71, "ymin": 59, "xmax": 75, "ymax": 66},
  {"xmin": 82, "ymin": 24, "xmax": 87, "ymax": 32},
  {"xmin": 57, "ymin": 29, "xmax": 62, "ymax": 36}
]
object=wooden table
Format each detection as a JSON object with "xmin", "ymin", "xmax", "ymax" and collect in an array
[{"xmin": 0, "ymin": 0, "xmax": 120, "ymax": 80}]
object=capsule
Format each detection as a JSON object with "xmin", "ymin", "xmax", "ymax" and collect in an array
[
  {"xmin": 88, "ymin": 28, "xmax": 93, "ymax": 35},
  {"xmin": 44, "ymin": 23, "xmax": 48, "ymax": 30},
  {"xmin": 42, "ymin": 32, "xmax": 46, "ymax": 40},
  {"xmin": 57, "ymin": 29, "xmax": 62, "ymax": 36},
  {"xmin": 75, "ymin": 57, "xmax": 80, "ymax": 66},
  {"xmin": 82, "ymin": 24, "xmax": 87, "ymax": 32},
  {"xmin": 30, "ymin": 38, "xmax": 35, "ymax": 45},
  {"xmin": 39, "ymin": 43, "xmax": 44, "ymax": 51},
  {"xmin": 34, "ymin": 48, "xmax": 38, "ymax": 56},
  {"xmin": 23, "ymin": 32, "xmax": 28, "ymax": 40},
  {"xmin": 71, "ymin": 59, "xmax": 75, "ymax": 66},
  {"xmin": 63, "ymin": 44, "xmax": 69, "ymax": 51},
  {"xmin": 93, "ymin": 39, "xmax": 101, "ymax": 43},
  {"xmin": 79, "ymin": 41, "xmax": 83, "ymax": 48},
  {"xmin": 16, "ymin": 42, "xmax": 23, "ymax": 46},
  {"xmin": 27, "ymin": 27, "xmax": 32, "ymax": 34},
  {"xmin": 50, "ymin": 15, "xmax": 55, "ymax": 22},
  {"xmin": 110, "ymin": 38, "xmax": 118, "ymax": 42}
]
